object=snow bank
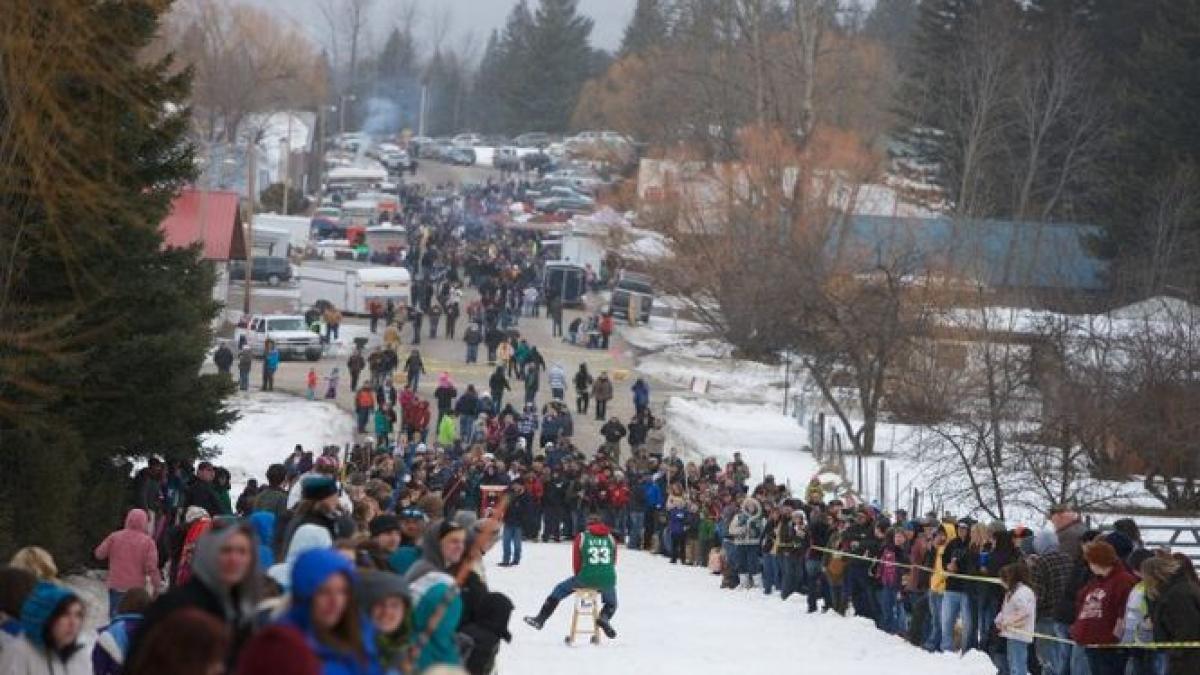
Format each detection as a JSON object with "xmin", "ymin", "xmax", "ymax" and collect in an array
[
  {"xmin": 490, "ymin": 541, "xmax": 996, "ymax": 675},
  {"xmin": 637, "ymin": 341, "xmax": 785, "ymax": 403},
  {"xmin": 201, "ymin": 392, "xmax": 356, "ymax": 495},
  {"xmin": 663, "ymin": 397, "xmax": 817, "ymax": 488}
]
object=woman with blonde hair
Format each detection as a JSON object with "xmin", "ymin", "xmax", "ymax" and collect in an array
[
  {"xmin": 1141, "ymin": 554, "xmax": 1200, "ymax": 675},
  {"xmin": 9, "ymin": 546, "xmax": 57, "ymax": 580}
]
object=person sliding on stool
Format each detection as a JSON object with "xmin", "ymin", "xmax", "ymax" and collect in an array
[{"xmin": 523, "ymin": 512, "xmax": 619, "ymax": 638}]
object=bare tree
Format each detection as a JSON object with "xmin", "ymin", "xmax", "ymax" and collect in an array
[
  {"xmin": 166, "ymin": 0, "xmax": 324, "ymax": 142},
  {"xmin": 653, "ymin": 125, "xmax": 938, "ymax": 456},
  {"xmin": 315, "ymin": 0, "xmax": 375, "ymax": 95}
]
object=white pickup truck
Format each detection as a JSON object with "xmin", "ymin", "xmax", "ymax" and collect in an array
[{"xmin": 234, "ymin": 314, "xmax": 323, "ymax": 361}]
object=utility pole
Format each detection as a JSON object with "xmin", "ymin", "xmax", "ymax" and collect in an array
[
  {"xmin": 243, "ymin": 132, "xmax": 262, "ymax": 315},
  {"xmin": 280, "ymin": 113, "xmax": 292, "ymax": 215},
  {"xmin": 418, "ymin": 83, "xmax": 428, "ymax": 137}
]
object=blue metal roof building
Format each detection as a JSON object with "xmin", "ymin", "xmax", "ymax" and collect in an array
[{"xmin": 837, "ymin": 215, "xmax": 1108, "ymax": 293}]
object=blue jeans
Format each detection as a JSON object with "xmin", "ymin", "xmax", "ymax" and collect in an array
[
  {"xmin": 238, "ymin": 370, "xmax": 250, "ymax": 391},
  {"xmin": 845, "ymin": 563, "xmax": 876, "ymax": 619},
  {"xmin": 1008, "ymin": 639, "xmax": 1030, "ymax": 675},
  {"xmin": 1086, "ymin": 650, "xmax": 1124, "ymax": 675},
  {"xmin": 877, "ymin": 586, "xmax": 901, "ymax": 633},
  {"xmin": 107, "ymin": 589, "xmax": 125, "ymax": 619},
  {"xmin": 1037, "ymin": 618, "xmax": 1067, "ymax": 675},
  {"xmin": 1051, "ymin": 621, "xmax": 1092, "ymax": 675},
  {"xmin": 761, "ymin": 553, "xmax": 780, "ymax": 594},
  {"xmin": 628, "ymin": 511, "xmax": 644, "ymax": 549},
  {"xmin": 549, "ymin": 576, "xmax": 618, "ymax": 619},
  {"xmin": 974, "ymin": 592, "xmax": 999, "ymax": 651},
  {"xmin": 502, "ymin": 524, "xmax": 522, "ymax": 564},
  {"xmin": 940, "ymin": 590, "xmax": 973, "ymax": 652},
  {"xmin": 805, "ymin": 559, "xmax": 826, "ymax": 611},
  {"xmin": 466, "ymin": 343, "xmax": 478, "ymax": 363},
  {"xmin": 779, "ymin": 556, "xmax": 802, "ymax": 599},
  {"xmin": 459, "ymin": 414, "xmax": 476, "ymax": 443},
  {"xmin": 924, "ymin": 592, "xmax": 944, "ymax": 651}
]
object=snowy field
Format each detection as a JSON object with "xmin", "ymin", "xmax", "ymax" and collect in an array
[
  {"xmin": 662, "ymin": 397, "xmax": 818, "ymax": 487},
  {"xmin": 487, "ymin": 542, "xmax": 996, "ymax": 675},
  {"xmin": 201, "ymin": 392, "xmax": 356, "ymax": 495}
]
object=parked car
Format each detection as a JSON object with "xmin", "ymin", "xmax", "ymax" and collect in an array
[
  {"xmin": 228, "ymin": 256, "xmax": 294, "ymax": 286},
  {"xmin": 610, "ymin": 272, "xmax": 655, "ymax": 323},
  {"xmin": 514, "ymin": 132, "xmax": 552, "ymax": 148},
  {"xmin": 446, "ymin": 146, "xmax": 476, "ymax": 166},
  {"xmin": 234, "ymin": 314, "xmax": 322, "ymax": 361},
  {"xmin": 452, "ymin": 132, "xmax": 483, "ymax": 147}
]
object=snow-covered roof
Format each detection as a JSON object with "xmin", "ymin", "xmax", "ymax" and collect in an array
[{"xmin": 1109, "ymin": 296, "xmax": 1200, "ymax": 322}]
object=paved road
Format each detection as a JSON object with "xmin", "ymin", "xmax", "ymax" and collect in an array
[
  {"xmin": 257, "ymin": 294, "xmax": 683, "ymax": 453},
  {"xmin": 220, "ymin": 160, "xmax": 686, "ymax": 453}
]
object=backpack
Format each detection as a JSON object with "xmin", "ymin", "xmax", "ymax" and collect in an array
[{"xmin": 175, "ymin": 518, "xmax": 212, "ymax": 585}]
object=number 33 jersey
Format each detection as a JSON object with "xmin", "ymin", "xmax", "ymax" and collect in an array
[{"xmin": 574, "ymin": 524, "xmax": 617, "ymax": 590}]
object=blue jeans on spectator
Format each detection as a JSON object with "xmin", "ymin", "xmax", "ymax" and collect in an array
[
  {"xmin": 1037, "ymin": 618, "xmax": 1067, "ymax": 675},
  {"xmin": 846, "ymin": 563, "xmax": 877, "ymax": 619},
  {"xmin": 459, "ymin": 414, "xmax": 476, "ymax": 443},
  {"xmin": 466, "ymin": 343, "xmax": 478, "ymax": 363},
  {"xmin": 238, "ymin": 370, "xmax": 249, "ymax": 391},
  {"xmin": 974, "ymin": 592, "xmax": 999, "ymax": 651},
  {"xmin": 877, "ymin": 586, "xmax": 901, "ymax": 633},
  {"xmin": 502, "ymin": 524, "xmax": 522, "ymax": 564},
  {"xmin": 940, "ymin": 590, "xmax": 972, "ymax": 652},
  {"xmin": 761, "ymin": 553, "xmax": 780, "ymax": 594},
  {"xmin": 924, "ymin": 592, "xmax": 944, "ymax": 651},
  {"xmin": 805, "ymin": 559, "xmax": 826, "ymax": 611},
  {"xmin": 1008, "ymin": 639, "xmax": 1030, "ymax": 675},
  {"xmin": 779, "ymin": 555, "xmax": 802, "ymax": 599},
  {"xmin": 1085, "ymin": 649, "xmax": 1125, "ymax": 675},
  {"xmin": 628, "ymin": 511, "xmax": 644, "ymax": 549},
  {"xmin": 107, "ymin": 589, "xmax": 125, "ymax": 619}
]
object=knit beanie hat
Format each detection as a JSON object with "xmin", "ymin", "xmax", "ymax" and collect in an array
[
  {"xmin": 235, "ymin": 625, "xmax": 321, "ymax": 675},
  {"xmin": 1103, "ymin": 531, "xmax": 1134, "ymax": 561},
  {"xmin": 1084, "ymin": 540, "xmax": 1119, "ymax": 568},
  {"xmin": 369, "ymin": 514, "xmax": 401, "ymax": 538},
  {"xmin": 301, "ymin": 475, "xmax": 338, "ymax": 502}
]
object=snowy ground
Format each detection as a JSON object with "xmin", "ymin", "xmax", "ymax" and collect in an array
[
  {"xmin": 487, "ymin": 542, "xmax": 995, "ymax": 675},
  {"xmin": 201, "ymin": 392, "xmax": 356, "ymax": 496},
  {"xmin": 663, "ymin": 398, "xmax": 818, "ymax": 488}
]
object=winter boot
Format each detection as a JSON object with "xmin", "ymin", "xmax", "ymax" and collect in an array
[
  {"xmin": 522, "ymin": 597, "xmax": 560, "ymax": 630},
  {"xmin": 744, "ymin": 574, "xmax": 756, "ymax": 589},
  {"xmin": 597, "ymin": 607, "xmax": 617, "ymax": 639}
]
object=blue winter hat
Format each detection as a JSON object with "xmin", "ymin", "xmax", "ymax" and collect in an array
[
  {"xmin": 21, "ymin": 582, "xmax": 79, "ymax": 648},
  {"xmin": 290, "ymin": 548, "xmax": 354, "ymax": 602}
]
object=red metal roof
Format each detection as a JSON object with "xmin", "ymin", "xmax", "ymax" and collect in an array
[{"xmin": 160, "ymin": 188, "xmax": 246, "ymax": 261}]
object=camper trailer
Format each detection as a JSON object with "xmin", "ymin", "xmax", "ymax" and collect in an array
[{"xmin": 543, "ymin": 261, "xmax": 587, "ymax": 306}]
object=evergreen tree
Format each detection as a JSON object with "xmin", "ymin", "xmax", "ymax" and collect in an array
[
  {"xmin": 0, "ymin": 0, "xmax": 234, "ymax": 563},
  {"xmin": 620, "ymin": 0, "xmax": 671, "ymax": 56},
  {"xmin": 525, "ymin": 0, "xmax": 596, "ymax": 132},
  {"xmin": 376, "ymin": 27, "xmax": 417, "ymax": 86},
  {"xmin": 471, "ymin": 30, "xmax": 508, "ymax": 133}
]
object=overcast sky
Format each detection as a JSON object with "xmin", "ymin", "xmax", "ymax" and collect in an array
[{"xmin": 245, "ymin": 0, "xmax": 639, "ymax": 57}]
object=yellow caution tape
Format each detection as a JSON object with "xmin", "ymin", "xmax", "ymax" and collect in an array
[{"xmin": 806, "ymin": 544, "xmax": 1200, "ymax": 649}]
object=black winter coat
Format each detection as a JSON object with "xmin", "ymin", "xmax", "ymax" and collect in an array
[{"xmin": 1152, "ymin": 570, "xmax": 1200, "ymax": 674}]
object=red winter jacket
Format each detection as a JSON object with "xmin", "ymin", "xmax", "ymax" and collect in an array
[
  {"xmin": 573, "ymin": 522, "xmax": 617, "ymax": 574},
  {"xmin": 404, "ymin": 401, "xmax": 430, "ymax": 430},
  {"xmin": 1070, "ymin": 565, "xmax": 1136, "ymax": 646},
  {"xmin": 608, "ymin": 484, "xmax": 631, "ymax": 508}
]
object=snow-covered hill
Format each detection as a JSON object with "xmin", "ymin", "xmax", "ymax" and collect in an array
[{"xmin": 486, "ymin": 542, "xmax": 995, "ymax": 675}]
